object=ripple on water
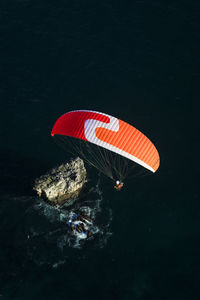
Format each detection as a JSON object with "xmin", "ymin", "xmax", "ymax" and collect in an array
[{"xmin": 18, "ymin": 177, "xmax": 113, "ymax": 267}]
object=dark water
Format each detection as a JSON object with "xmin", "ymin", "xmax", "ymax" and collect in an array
[{"xmin": 1, "ymin": 1, "xmax": 200, "ymax": 299}]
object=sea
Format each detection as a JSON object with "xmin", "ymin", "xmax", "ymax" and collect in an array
[{"xmin": 0, "ymin": 1, "xmax": 200, "ymax": 299}]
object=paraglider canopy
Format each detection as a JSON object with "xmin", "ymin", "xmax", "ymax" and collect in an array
[{"xmin": 51, "ymin": 110, "xmax": 160, "ymax": 177}]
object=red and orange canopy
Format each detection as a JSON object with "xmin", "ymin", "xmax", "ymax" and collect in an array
[{"xmin": 51, "ymin": 110, "xmax": 160, "ymax": 173}]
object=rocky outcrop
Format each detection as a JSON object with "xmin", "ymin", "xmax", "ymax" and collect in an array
[{"xmin": 33, "ymin": 157, "xmax": 86, "ymax": 206}]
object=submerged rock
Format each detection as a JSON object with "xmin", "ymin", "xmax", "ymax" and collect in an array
[{"xmin": 33, "ymin": 157, "xmax": 86, "ymax": 206}]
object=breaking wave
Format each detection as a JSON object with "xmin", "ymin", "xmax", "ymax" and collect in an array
[{"xmin": 15, "ymin": 175, "xmax": 112, "ymax": 267}]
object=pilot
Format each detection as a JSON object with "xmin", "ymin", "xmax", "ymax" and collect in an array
[{"xmin": 114, "ymin": 180, "xmax": 124, "ymax": 190}]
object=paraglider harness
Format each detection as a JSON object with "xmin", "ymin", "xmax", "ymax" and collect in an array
[{"xmin": 114, "ymin": 180, "xmax": 124, "ymax": 191}]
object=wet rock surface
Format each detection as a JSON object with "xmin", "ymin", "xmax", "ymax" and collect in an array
[{"xmin": 33, "ymin": 157, "xmax": 86, "ymax": 206}]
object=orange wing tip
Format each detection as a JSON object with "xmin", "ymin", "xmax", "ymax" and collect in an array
[{"xmin": 152, "ymin": 158, "xmax": 160, "ymax": 172}]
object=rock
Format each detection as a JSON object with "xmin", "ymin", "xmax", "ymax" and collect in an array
[{"xmin": 33, "ymin": 157, "xmax": 86, "ymax": 206}]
